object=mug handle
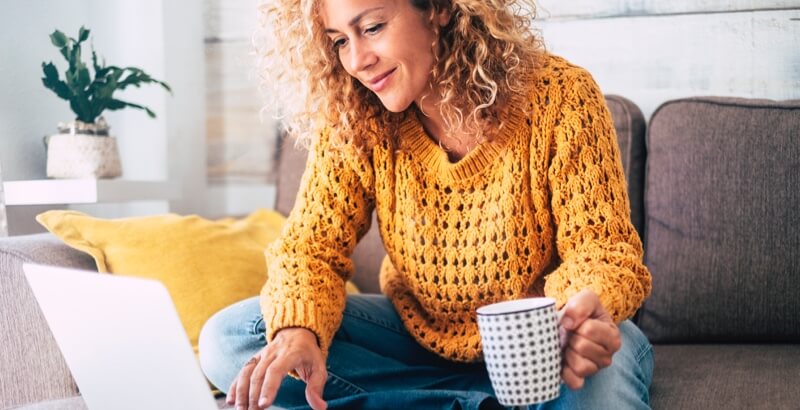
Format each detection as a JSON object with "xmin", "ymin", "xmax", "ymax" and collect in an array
[{"xmin": 557, "ymin": 308, "xmax": 568, "ymax": 349}]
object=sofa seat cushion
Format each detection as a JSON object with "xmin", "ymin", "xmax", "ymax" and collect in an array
[{"xmin": 650, "ymin": 344, "xmax": 800, "ymax": 409}]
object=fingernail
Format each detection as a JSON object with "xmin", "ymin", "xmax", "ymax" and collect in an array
[
  {"xmin": 259, "ymin": 397, "xmax": 268, "ymax": 407},
  {"xmin": 562, "ymin": 317, "xmax": 574, "ymax": 329}
]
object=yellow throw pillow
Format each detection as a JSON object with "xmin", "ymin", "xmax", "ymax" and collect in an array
[{"xmin": 36, "ymin": 209, "xmax": 359, "ymax": 354}]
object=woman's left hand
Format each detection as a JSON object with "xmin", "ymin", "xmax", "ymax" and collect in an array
[{"xmin": 558, "ymin": 289, "xmax": 621, "ymax": 390}]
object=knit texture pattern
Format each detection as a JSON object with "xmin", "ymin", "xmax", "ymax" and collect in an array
[{"xmin": 261, "ymin": 54, "xmax": 652, "ymax": 362}]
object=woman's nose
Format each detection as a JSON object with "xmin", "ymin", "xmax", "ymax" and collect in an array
[{"xmin": 348, "ymin": 39, "xmax": 377, "ymax": 73}]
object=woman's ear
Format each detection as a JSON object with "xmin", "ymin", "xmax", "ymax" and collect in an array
[{"xmin": 435, "ymin": 7, "xmax": 451, "ymax": 27}]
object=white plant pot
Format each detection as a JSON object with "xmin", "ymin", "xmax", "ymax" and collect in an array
[{"xmin": 46, "ymin": 134, "xmax": 122, "ymax": 179}]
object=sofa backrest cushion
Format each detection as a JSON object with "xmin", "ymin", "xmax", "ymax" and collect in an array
[
  {"xmin": 274, "ymin": 137, "xmax": 308, "ymax": 218},
  {"xmin": 637, "ymin": 97, "xmax": 800, "ymax": 342},
  {"xmin": 605, "ymin": 95, "xmax": 647, "ymax": 240},
  {"xmin": 0, "ymin": 233, "xmax": 94, "ymax": 407}
]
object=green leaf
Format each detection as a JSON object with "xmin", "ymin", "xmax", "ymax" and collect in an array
[
  {"xmin": 41, "ymin": 62, "xmax": 73, "ymax": 101},
  {"xmin": 69, "ymin": 99, "xmax": 95, "ymax": 123},
  {"xmin": 96, "ymin": 64, "xmax": 120, "ymax": 79},
  {"xmin": 78, "ymin": 26, "xmax": 90, "ymax": 42},
  {"xmin": 92, "ymin": 76, "xmax": 117, "ymax": 100},
  {"xmin": 42, "ymin": 61, "xmax": 59, "ymax": 81},
  {"xmin": 117, "ymin": 67, "xmax": 172, "ymax": 94},
  {"xmin": 70, "ymin": 45, "xmax": 82, "ymax": 71},
  {"xmin": 77, "ymin": 65, "xmax": 91, "ymax": 88},
  {"xmin": 156, "ymin": 79, "xmax": 172, "ymax": 94},
  {"xmin": 50, "ymin": 30, "xmax": 68, "ymax": 48},
  {"xmin": 106, "ymin": 98, "xmax": 158, "ymax": 118},
  {"xmin": 92, "ymin": 48, "xmax": 101, "ymax": 73},
  {"xmin": 65, "ymin": 67, "xmax": 78, "ymax": 89},
  {"xmin": 106, "ymin": 99, "xmax": 126, "ymax": 110}
]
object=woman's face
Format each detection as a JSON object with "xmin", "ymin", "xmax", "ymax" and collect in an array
[{"xmin": 320, "ymin": 0, "xmax": 448, "ymax": 113}]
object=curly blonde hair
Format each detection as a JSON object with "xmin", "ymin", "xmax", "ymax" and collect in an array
[{"xmin": 256, "ymin": 0, "xmax": 543, "ymax": 152}]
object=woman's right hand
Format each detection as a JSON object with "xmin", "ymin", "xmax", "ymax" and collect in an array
[{"xmin": 226, "ymin": 327, "xmax": 328, "ymax": 410}]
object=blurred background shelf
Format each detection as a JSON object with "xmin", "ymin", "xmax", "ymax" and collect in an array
[{"xmin": 2, "ymin": 179, "xmax": 178, "ymax": 206}]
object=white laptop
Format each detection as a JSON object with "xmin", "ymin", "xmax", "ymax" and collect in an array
[{"xmin": 23, "ymin": 263, "xmax": 219, "ymax": 410}]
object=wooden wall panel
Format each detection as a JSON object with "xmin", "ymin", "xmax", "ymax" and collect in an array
[
  {"xmin": 536, "ymin": 0, "xmax": 800, "ymax": 19},
  {"xmin": 205, "ymin": 0, "xmax": 259, "ymax": 40},
  {"xmin": 205, "ymin": 0, "xmax": 277, "ymax": 184},
  {"xmin": 539, "ymin": 8, "xmax": 800, "ymax": 119}
]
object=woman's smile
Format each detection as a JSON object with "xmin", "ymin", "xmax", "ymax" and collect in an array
[{"xmin": 367, "ymin": 67, "xmax": 397, "ymax": 92}]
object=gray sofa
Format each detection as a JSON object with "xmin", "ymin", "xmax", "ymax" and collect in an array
[{"xmin": 1, "ymin": 96, "xmax": 798, "ymax": 409}]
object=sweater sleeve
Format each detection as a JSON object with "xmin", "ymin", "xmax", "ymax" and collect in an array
[
  {"xmin": 260, "ymin": 131, "xmax": 374, "ymax": 357},
  {"xmin": 543, "ymin": 70, "xmax": 652, "ymax": 322}
]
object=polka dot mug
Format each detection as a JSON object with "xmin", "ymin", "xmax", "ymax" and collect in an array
[{"xmin": 477, "ymin": 297, "xmax": 562, "ymax": 406}]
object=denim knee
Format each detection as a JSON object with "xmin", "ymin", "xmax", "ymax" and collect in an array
[
  {"xmin": 619, "ymin": 320, "xmax": 654, "ymax": 385},
  {"xmin": 198, "ymin": 296, "xmax": 265, "ymax": 393}
]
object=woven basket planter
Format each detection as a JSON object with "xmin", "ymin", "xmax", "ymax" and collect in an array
[{"xmin": 46, "ymin": 133, "xmax": 122, "ymax": 179}]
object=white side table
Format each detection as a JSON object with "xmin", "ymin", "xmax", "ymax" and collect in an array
[
  {"xmin": 1, "ymin": 179, "xmax": 178, "ymax": 236},
  {"xmin": 2, "ymin": 179, "xmax": 177, "ymax": 206},
  {"xmin": 0, "ymin": 163, "xmax": 8, "ymax": 237}
]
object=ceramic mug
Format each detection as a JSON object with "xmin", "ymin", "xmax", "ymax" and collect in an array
[{"xmin": 476, "ymin": 297, "xmax": 562, "ymax": 406}]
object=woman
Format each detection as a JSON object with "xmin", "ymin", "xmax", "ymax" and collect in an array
[{"xmin": 200, "ymin": 0, "xmax": 654, "ymax": 409}]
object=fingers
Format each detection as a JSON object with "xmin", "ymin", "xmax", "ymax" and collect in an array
[
  {"xmin": 249, "ymin": 353, "xmax": 272, "ymax": 409},
  {"xmin": 559, "ymin": 319, "xmax": 621, "ymax": 390},
  {"xmin": 564, "ymin": 345, "xmax": 599, "ymax": 378},
  {"xmin": 303, "ymin": 363, "xmax": 328, "ymax": 410},
  {"xmin": 568, "ymin": 332, "xmax": 613, "ymax": 369},
  {"xmin": 259, "ymin": 359, "xmax": 291, "ymax": 408},
  {"xmin": 560, "ymin": 289, "xmax": 607, "ymax": 331},
  {"xmin": 234, "ymin": 355, "xmax": 259, "ymax": 409},
  {"xmin": 573, "ymin": 319, "xmax": 621, "ymax": 354},
  {"xmin": 561, "ymin": 363, "xmax": 584, "ymax": 390},
  {"xmin": 226, "ymin": 379, "xmax": 237, "ymax": 406}
]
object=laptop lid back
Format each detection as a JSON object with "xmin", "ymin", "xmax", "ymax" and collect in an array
[{"xmin": 23, "ymin": 263, "xmax": 217, "ymax": 410}]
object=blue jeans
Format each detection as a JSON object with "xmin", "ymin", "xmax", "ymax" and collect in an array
[{"xmin": 199, "ymin": 295, "xmax": 653, "ymax": 410}]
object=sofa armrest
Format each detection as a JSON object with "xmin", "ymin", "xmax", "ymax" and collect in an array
[{"xmin": 0, "ymin": 234, "xmax": 96, "ymax": 409}]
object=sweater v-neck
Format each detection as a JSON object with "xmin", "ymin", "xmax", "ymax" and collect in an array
[{"xmin": 398, "ymin": 98, "xmax": 528, "ymax": 182}]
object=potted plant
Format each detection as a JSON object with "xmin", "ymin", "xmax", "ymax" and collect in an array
[{"xmin": 41, "ymin": 26, "xmax": 171, "ymax": 178}]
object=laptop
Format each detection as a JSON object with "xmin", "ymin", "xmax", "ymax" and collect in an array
[{"xmin": 23, "ymin": 263, "xmax": 219, "ymax": 410}]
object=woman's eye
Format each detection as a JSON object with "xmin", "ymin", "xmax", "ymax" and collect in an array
[
  {"xmin": 332, "ymin": 38, "xmax": 347, "ymax": 49},
  {"xmin": 364, "ymin": 23, "xmax": 384, "ymax": 35}
]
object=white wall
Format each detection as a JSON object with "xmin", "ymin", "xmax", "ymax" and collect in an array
[
  {"xmin": 0, "ymin": 1, "xmax": 90, "ymax": 182},
  {"xmin": 1, "ymin": 1, "xmax": 92, "ymax": 234},
  {"xmin": 0, "ymin": 0, "xmax": 206, "ymax": 234},
  {"xmin": 536, "ymin": 0, "xmax": 800, "ymax": 120},
  {"xmin": 162, "ymin": 0, "xmax": 207, "ymax": 217}
]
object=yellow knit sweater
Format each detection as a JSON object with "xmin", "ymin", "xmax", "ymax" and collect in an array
[{"xmin": 261, "ymin": 54, "xmax": 652, "ymax": 362}]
